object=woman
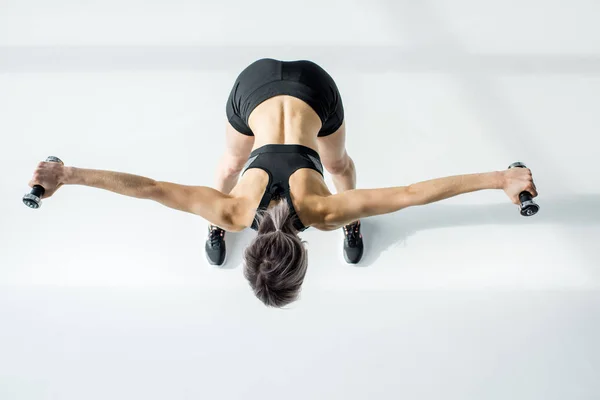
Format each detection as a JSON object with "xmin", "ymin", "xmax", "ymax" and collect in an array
[{"xmin": 29, "ymin": 58, "xmax": 537, "ymax": 308}]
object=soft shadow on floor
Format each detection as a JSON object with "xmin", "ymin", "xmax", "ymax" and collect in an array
[
  {"xmin": 215, "ymin": 194, "xmax": 599, "ymax": 269},
  {"xmin": 219, "ymin": 228, "xmax": 255, "ymax": 270},
  {"xmin": 359, "ymin": 194, "xmax": 600, "ymax": 267}
]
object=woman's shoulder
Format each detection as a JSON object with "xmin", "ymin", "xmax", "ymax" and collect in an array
[{"xmin": 293, "ymin": 193, "xmax": 333, "ymax": 231}]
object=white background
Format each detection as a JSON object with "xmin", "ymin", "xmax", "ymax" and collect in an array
[{"xmin": 1, "ymin": 0, "xmax": 599, "ymax": 399}]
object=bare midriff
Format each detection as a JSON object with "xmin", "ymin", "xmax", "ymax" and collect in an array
[{"xmin": 247, "ymin": 95, "xmax": 323, "ymax": 152}]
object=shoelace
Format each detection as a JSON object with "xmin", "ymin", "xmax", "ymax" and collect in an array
[
  {"xmin": 208, "ymin": 226, "xmax": 224, "ymax": 246},
  {"xmin": 343, "ymin": 221, "xmax": 361, "ymax": 247}
]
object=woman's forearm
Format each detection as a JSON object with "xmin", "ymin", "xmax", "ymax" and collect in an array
[
  {"xmin": 62, "ymin": 167, "xmax": 158, "ymax": 199},
  {"xmin": 31, "ymin": 163, "xmax": 242, "ymax": 229},
  {"xmin": 320, "ymin": 171, "xmax": 506, "ymax": 229},
  {"xmin": 405, "ymin": 171, "xmax": 504, "ymax": 206},
  {"xmin": 363, "ymin": 172, "xmax": 504, "ymax": 215}
]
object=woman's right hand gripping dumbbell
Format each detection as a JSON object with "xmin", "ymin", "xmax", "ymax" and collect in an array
[{"xmin": 28, "ymin": 160, "xmax": 67, "ymax": 199}]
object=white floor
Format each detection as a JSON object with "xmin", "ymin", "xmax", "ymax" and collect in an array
[{"xmin": 1, "ymin": 1, "xmax": 599, "ymax": 399}]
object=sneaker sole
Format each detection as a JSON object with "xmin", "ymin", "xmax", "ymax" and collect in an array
[{"xmin": 207, "ymin": 249, "xmax": 227, "ymax": 267}]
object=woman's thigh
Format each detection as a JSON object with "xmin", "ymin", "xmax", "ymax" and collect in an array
[
  {"xmin": 222, "ymin": 121, "xmax": 255, "ymax": 167},
  {"xmin": 316, "ymin": 121, "xmax": 347, "ymax": 172}
]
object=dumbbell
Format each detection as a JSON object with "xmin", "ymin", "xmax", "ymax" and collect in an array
[
  {"xmin": 23, "ymin": 156, "xmax": 64, "ymax": 209},
  {"xmin": 507, "ymin": 161, "xmax": 539, "ymax": 217}
]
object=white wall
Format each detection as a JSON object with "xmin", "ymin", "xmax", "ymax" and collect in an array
[{"xmin": 1, "ymin": 1, "xmax": 599, "ymax": 399}]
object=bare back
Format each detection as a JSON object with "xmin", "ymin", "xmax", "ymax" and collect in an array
[{"xmin": 230, "ymin": 95, "xmax": 335, "ymax": 229}]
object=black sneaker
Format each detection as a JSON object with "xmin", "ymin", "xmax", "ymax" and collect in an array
[
  {"xmin": 205, "ymin": 225, "xmax": 226, "ymax": 266},
  {"xmin": 343, "ymin": 220, "xmax": 364, "ymax": 264}
]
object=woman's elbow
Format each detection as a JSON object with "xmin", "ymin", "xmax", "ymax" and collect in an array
[{"xmin": 218, "ymin": 200, "xmax": 249, "ymax": 232}]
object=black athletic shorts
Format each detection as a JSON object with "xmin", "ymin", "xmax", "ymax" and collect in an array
[{"xmin": 226, "ymin": 58, "xmax": 344, "ymax": 137}]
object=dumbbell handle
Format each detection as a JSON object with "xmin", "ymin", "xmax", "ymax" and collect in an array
[
  {"xmin": 23, "ymin": 156, "xmax": 63, "ymax": 209},
  {"xmin": 30, "ymin": 184, "xmax": 46, "ymax": 199},
  {"xmin": 508, "ymin": 161, "xmax": 539, "ymax": 217},
  {"xmin": 519, "ymin": 191, "xmax": 532, "ymax": 204}
]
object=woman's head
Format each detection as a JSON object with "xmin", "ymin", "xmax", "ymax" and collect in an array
[{"xmin": 243, "ymin": 200, "xmax": 308, "ymax": 308}]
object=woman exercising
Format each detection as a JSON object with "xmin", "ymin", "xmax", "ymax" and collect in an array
[{"xmin": 28, "ymin": 58, "xmax": 537, "ymax": 307}]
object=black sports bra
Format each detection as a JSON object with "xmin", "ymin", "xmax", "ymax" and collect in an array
[{"xmin": 241, "ymin": 144, "xmax": 324, "ymax": 231}]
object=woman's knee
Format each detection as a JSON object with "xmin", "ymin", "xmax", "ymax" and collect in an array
[
  {"xmin": 323, "ymin": 153, "xmax": 351, "ymax": 176},
  {"xmin": 220, "ymin": 154, "xmax": 247, "ymax": 177}
]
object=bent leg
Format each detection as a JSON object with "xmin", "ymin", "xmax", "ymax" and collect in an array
[
  {"xmin": 206, "ymin": 122, "xmax": 254, "ymax": 266},
  {"xmin": 317, "ymin": 121, "xmax": 363, "ymax": 264},
  {"xmin": 317, "ymin": 121, "xmax": 356, "ymax": 193},
  {"xmin": 215, "ymin": 122, "xmax": 255, "ymax": 194}
]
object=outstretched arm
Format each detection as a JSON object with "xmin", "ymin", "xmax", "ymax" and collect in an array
[
  {"xmin": 316, "ymin": 169, "xmax": 537, "ymax": 230},
  {"xmin": 30, "ymin": 162, "xmax": 246, "ymax": 231}
]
